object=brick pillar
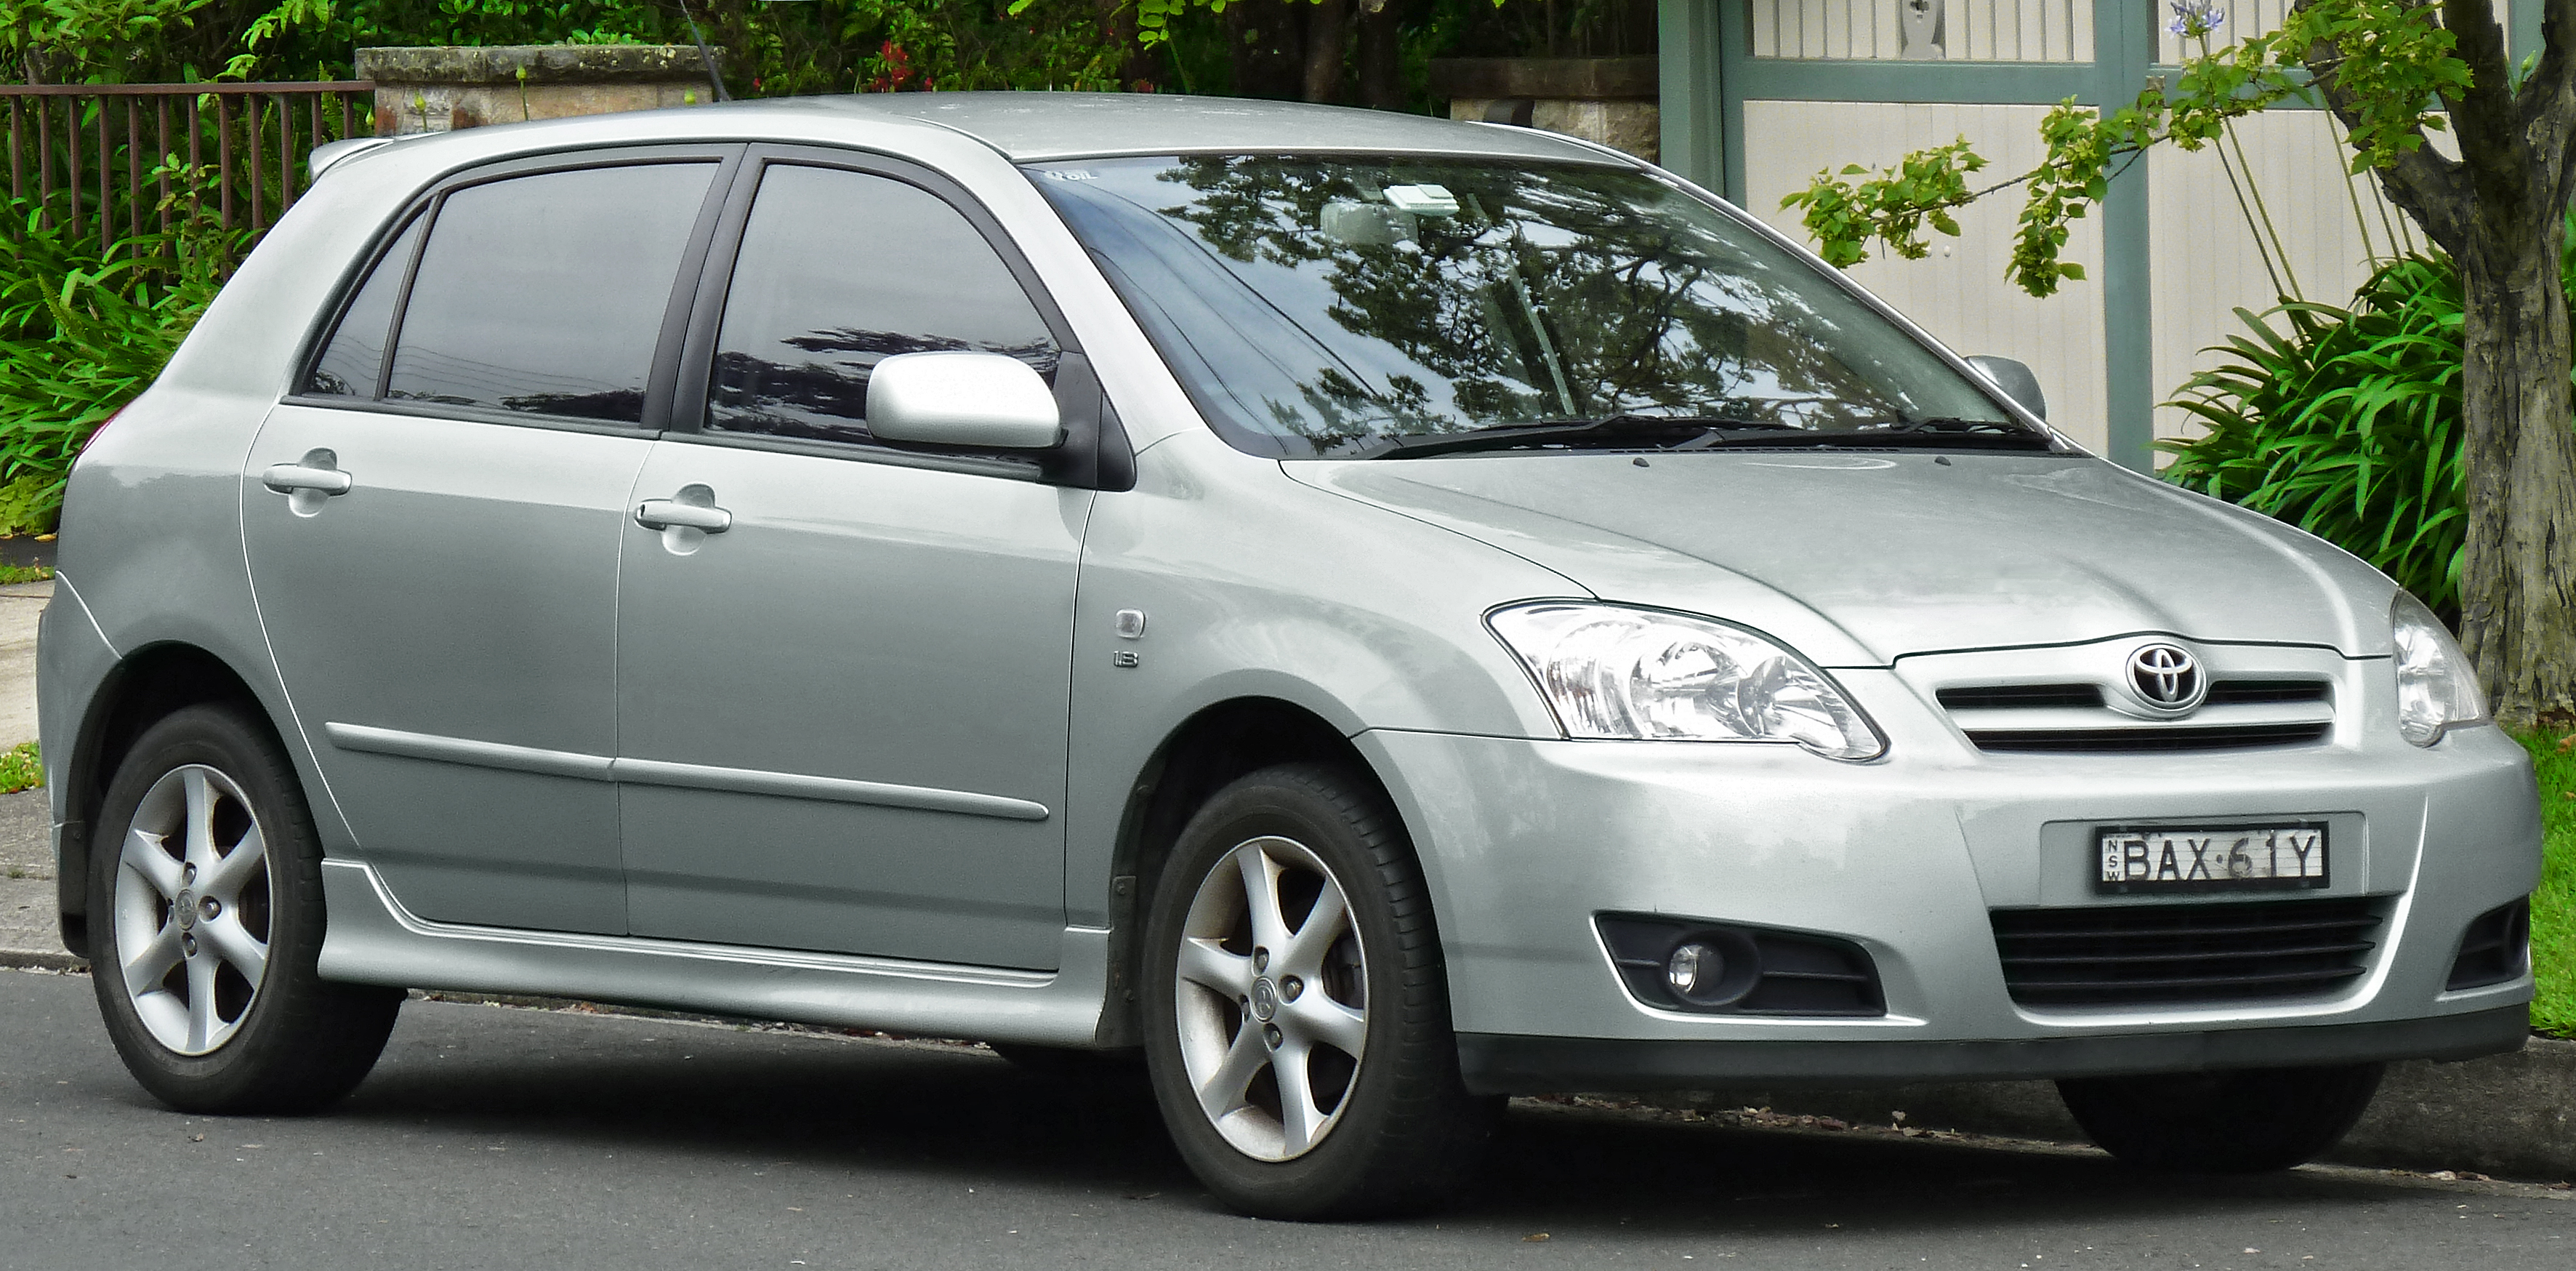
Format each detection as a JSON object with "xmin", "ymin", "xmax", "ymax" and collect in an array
[{"xmin": 357, "ymin": 44, "xmax": 725, "ymax": 137}]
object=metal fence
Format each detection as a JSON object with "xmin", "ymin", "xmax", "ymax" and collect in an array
[{"xmin": 0, "ymin": 81, "xmax": 374, "ymax": 251}]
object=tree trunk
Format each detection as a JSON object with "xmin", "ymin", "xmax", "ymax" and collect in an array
[
  {"xmin": 1356, "ymin": 0, "xmax": 1406, "ymax": 110},
  {"xmin": 2452, "ymin": 221, "xmax": 2576, "ymax": 729},
  {"xmin": 1224, "ymin": 0, "xmax": 1308, "ymax": 101},
  {"xmin": 1303, "ymin": 0, "xmax": 1351, "ymax": 103}
]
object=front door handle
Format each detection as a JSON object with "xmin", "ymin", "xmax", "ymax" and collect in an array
[{"xmin": 634, "ymin": 499, "xmax": 732, "ymax": 533}]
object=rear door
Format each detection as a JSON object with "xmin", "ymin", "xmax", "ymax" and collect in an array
[
  {"xmin": 613, "ymin": 151, "xmax": 1092, "ymax": 969},
  {"xmin": 244, "ymin": 149, "xmax": 736, "ymax": 933}
]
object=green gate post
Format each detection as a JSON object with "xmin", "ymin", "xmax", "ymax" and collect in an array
[
  {"xmin": 2097, "ymin": 0, "xmax": 2158, "ymax": 473},
  {"xmin": 1659, "ymin": 0, "xmax": 1726, "ymax": 191}
]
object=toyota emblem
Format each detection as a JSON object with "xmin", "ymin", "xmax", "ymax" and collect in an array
[{"xmin": 2126, "ymin": 643, "xmax": 2205, "ymax": 712}]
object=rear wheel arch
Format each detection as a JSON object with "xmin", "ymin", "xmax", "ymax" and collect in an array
[{"xmin": 57, "ymin": 643, "xmax": 287, "ymax": 948}]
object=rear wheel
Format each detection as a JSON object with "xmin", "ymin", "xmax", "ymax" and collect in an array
[
  {"xmin": 2056, "ymin": 1062, "xmax": 2386, "ymax": 1172},
  {"xmin": 87, "ymin": 705, "xmax": 402, "ymax": 1113},
  {"xmin": 1140, "ymin": 763, "xmax": 1494, "ymax": 1219}
]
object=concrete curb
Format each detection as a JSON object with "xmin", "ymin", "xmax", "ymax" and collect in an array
[
  {"xmin": 1634, "ymin": 1033, "xmax": 2576, "ymax": 1184},
  {"xmin": 9, "ymin": 942, "xmax": 2567, "ymax": 1181},
  {"xmin": 0, "ymin": 947, "xmax": 84, "ymax": 972}
]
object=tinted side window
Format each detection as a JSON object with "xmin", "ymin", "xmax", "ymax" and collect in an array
[
  {"xmin": 385, "ymin": 162, "xmax": 716, "ymax": 422},
  {"xmin": 305, "ymin": 212, "xmax": 426, "ymax": 398},
  {"xmin": 707, "ymin": 164, "xmax": 1058, "ymax": 446}
]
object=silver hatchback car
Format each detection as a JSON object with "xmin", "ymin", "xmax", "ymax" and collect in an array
[{"xmin": 39, "ymin": 94, "xmax": 2540, "ymax": 1218}]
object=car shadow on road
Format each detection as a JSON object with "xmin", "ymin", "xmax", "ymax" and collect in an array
[{"xmin": 309, "ymin": 1003, "xmax": 2474, "ymax": 1238}]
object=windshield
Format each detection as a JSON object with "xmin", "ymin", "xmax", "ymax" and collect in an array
[{"xmin": 1030, "ymin": 155, "xmax": 2033, "ymax": 458}]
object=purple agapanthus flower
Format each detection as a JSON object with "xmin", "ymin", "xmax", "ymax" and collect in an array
[{"xmin": 2168, "ymin": 0, "xmax": 2226, "ymax": 39}]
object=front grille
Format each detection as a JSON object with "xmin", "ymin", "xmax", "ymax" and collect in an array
[
  {"xmin": 2205, "ymin": 679, "xmax": 2333, "ymax": 706},
  {"xmin": 1965, "ymin": 722, "xmax": 2331, "ymax": 753},
  {"xmin": 1991, "ymin": 897, "xmax": 2382, "ymax": 1007},
  {"xmin": 1939, "ymin": 674, "xmax": 2336, "ymax": 754},
  {"xmin": 1937, "ymin": 684, "xmax": 2103, "ymax": 710}
]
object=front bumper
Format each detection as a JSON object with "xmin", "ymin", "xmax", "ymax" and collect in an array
[
  {"xmin": 1359, "ymin": 674, "xmax": 2540, "ymax": 1086},
  {"xmin": 1457, "ymin": 1006, "xmax": 2529, "ymax": 1094}
]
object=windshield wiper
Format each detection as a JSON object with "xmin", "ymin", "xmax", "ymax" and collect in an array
[
  {"xmin": 1851, "ymin": 416, "xmax": 2059, "ymax": 449},
  {"xmin": 1360, "ymin": 414, "xmax": 1801, "ymax": 460}
]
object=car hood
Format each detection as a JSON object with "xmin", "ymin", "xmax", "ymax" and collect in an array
[{"xmin": 1286, "ymin": 451, "xmax": 2395, "ymax": 665}]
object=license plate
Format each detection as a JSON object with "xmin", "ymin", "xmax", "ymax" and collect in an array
[{"xmin": 2095, "ymin": 825, "xmax": 2329, "ymax": 894}]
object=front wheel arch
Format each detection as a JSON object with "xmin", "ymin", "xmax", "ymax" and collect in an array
[{"xmin": 1096, "ymin": 697, "xmax": 1396, "ymax": 1048}]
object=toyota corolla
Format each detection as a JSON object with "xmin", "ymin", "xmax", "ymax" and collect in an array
[{"xmin": 36, "ymin": 93, "xmax": 2540, "ymax": 1219}]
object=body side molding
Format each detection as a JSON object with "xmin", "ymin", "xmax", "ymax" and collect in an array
[
  {"xmin": 323, "ymin": 721, "xmax": 1050, "ymax": 819},
  {"xmin": 316, "ymin": 860, "xmax": 1108, "ymax": 1045}
]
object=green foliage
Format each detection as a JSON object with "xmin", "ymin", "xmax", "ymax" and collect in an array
[
  {"xmin": 0, "ymin": 168, "xmax": 239, "ymax": 534},
  {"xmin": 220, "ymin": 0, "xmax": 1132, "ymax": 95},
  {"xmin": 0, "ymin": 741, "xmax": 37, "ymax": 794},
  {"xmin": 1, "ymin": 0, "xmax": 221, "ymax": 83},
  {"xmin": 2517, "ymin": 728, "xmax": 2574, "ymax": 1040},
  {"xmin": 1776, "ymin": 139, "xmax": 1986, "ymax": 270},
  {"xmin": 2157, "ymin": 254, "xmax": 2472, "ymax": 614},
  {"xmin": 2274, "ymin": 0, "xmax": 2467, "ymax": 174},
  {"xmin": 1784, "ymin": 0, "xmax": 2472, "ymax": 297},
  {"xmin": 0, "ymin": 475, "xmax": 60, "ymax": 537}
]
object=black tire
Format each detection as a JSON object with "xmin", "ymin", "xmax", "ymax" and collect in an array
[
  {"xmin": 86, "ymin": 703, "xmax": 403, "ymax": 1114},
  {"xmin": 2056, "ymin": 1062, "xmax": 2386, "ymax": 1173},
  {"xmin": 1140, "ymin": 763, "xmax": 1497, "ymax": 1219}
]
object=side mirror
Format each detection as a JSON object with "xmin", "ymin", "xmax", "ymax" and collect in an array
[
  {"xmin": 865, "ymin": 352, "xmax": 1063, "ymax": 449},
  {"xmin": 1965, "ymin": 355, "xmax": 2048, "ymax": 422}
]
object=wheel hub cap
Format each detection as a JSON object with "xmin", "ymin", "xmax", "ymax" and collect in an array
[{"xmin": 1249, "ymin": 977, "xmax": 1279, "ymax": 1021}]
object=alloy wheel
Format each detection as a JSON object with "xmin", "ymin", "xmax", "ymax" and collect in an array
[
  {"xmin": 1172, "ymin": 834, "xmax": 1369, "ymax": 1161},
  {"xmin": 110, "ymin": 764, "xmax": 273, "ymax": 1056}
]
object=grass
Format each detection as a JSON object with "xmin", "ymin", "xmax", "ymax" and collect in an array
[
  {"xmin": 2520, "ymin": 729, "xmax": 2575, "ymax": 1040},
  {"xmin": 0, "ymin": 561, "xmax": 51, "ymax": 585},
  {"xmin": 0, "ymin": 741, "xmax": 35, "ymax": 794}
]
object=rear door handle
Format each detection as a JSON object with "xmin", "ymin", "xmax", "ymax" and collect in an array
[
  {"xmin": 261, "ymin": 456, "xmax": 353, "ymax": 495},
  {"xmin": 634, "ymin": 498, "xmax": 732, "ymax": 533},
  {"xmin": 262, "ymin": 449, "xmax": 351, "ymax": 517}
]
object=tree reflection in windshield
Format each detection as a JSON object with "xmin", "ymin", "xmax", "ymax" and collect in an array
[{"xmin": 1034, "ymin": 156, "xmax": 2007, "ymax": 458}]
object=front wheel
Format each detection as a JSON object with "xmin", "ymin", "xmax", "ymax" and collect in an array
[
  {"xmin": 1140, "ymin": 763, "xmax": 1495, "ymax": 1219},
  {"xmin": 87, "ymin": 704, "xmax": 403, "ymax": 1113},
  {"xmin": 2056, "ymin": 1062, "xmax": 2386, "ymax": 1173}
]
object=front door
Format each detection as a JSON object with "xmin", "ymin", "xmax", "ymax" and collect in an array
[
  {"xmin": 614, "ymin": 156, "xmax": 1088, "ymax": 969},
  {"xmin": 244, "ymin": 153, "xmax": 730, "ymax": 933}
]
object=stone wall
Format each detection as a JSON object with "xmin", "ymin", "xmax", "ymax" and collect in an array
[
  {"xmin": 356, "ymin": 44, "xmax": 723, "ymax": 136},
  {"xmin": 1428, "ymin": 56, "xmax": 1659, "ymax": 164}
]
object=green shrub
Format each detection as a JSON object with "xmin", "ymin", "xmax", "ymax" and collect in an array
[
  {"xmin": 2157, "ymin": 220, "xmax": 2576, "ymax": 617},
  {"xmin": 2155, "ymin": 253, "xmax": 2474, "ymax": 614},
  {"xmin": 2519, "ymin": 729, "xmax": 2574, "ymax": 1039},
  {"xmin": 0, "ymin": 191, "xmax": 237, "ymax": 534},
  {"xmin": 0, "ymin": 741, "xmax": 36, "ymax": 794}
]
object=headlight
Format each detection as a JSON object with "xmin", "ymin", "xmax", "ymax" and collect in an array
[
  {"xmin": 1486, "ymin": 603, "xmax": 1886, "ymax": 760},
  {"xmin": 2391, "ymin": 591, "xmax": 2487, "ymax": 746}
]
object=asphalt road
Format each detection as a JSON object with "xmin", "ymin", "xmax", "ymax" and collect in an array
[{"xmin": 1, "ymin": 969, "xmax": 2569, "ymax": 1271}]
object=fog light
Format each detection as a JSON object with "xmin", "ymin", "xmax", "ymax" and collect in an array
[{"xmin": 1667, "ymin": 942, "xmax": 1721, "ymax": 996}]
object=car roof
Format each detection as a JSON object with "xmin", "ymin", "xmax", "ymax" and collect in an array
[{"xmin": 736, "ymin": 92, "xmax": 1637, "ymax": 167}]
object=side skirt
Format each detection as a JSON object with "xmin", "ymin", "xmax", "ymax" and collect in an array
[{"xmin": 316, "ymin": 860, "xmax": 1111, "ymax": 1046}]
